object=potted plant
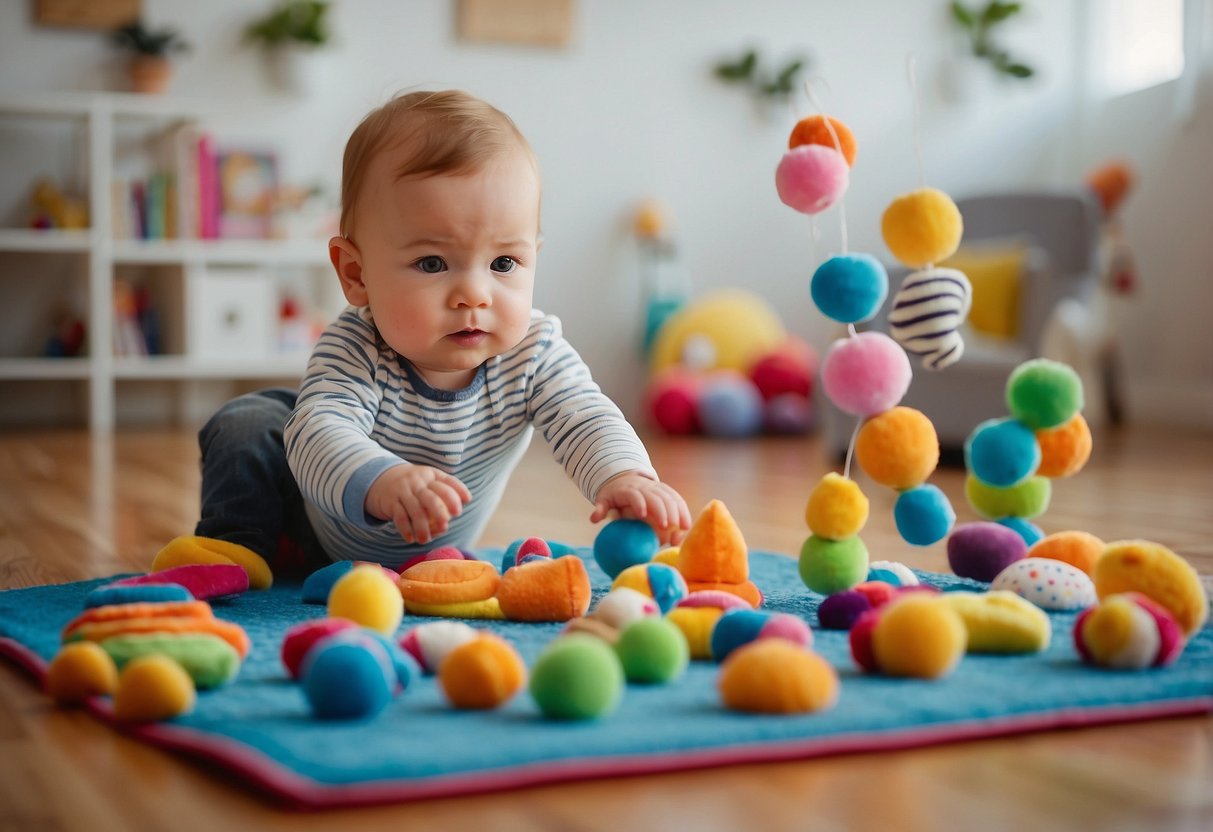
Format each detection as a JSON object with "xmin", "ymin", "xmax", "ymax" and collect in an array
[
  {"xmin": 111, "ymin": 20, "xmax": 190, "ymax": 94},
  {"xmin": 244, "ymin": 1, "xmax": 331, "ymax": 94}
]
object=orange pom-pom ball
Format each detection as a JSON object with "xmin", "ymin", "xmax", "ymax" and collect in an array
[
  {"xmin": 439, "ymin": 634, "xmax": 527, "ymax": 709},
  {"xmin": 1035, "ymin": 414, "xmax": 1092, "ymax": 478},
  {"xmin": 718, "ymin": 640, "xmax": 839, "ymax": 714},
  {"xmin": 855, "ymin": 406, "xmax": 940, "ymax": 490},
  {"xmin": 46, "ymin": 642, "xmax": 119, "ymax": 704},
  {"xmin": 872, "ymin": 596, "xmax": 967, "ymax": 679},
  {"xmin": 1029, "ymin": 530, "xmax": 1105, "ymax": 576},
  {"xmin": 787, "ymin": 115, "xmax": 857, "ymax": 167}
]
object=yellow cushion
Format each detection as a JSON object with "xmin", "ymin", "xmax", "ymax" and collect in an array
[{"xmin": 942, "ymin": 246, "xmax": 1026, "ymax": 339}]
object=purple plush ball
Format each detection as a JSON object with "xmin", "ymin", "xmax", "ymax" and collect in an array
[
  {"xmin": 817, "ymin": 590, "xmax": 873, "ymax": 630},
  {"xmin": 698, "ymin": 373, "xmax": 764, "ymax": 437},
  {"xmin": 947, "ymin": 521, "xmax": 1029, "ymax": 583},
  {"xmin": 763, "ymin": 393, "xmax": 814, "ymax": 434}
]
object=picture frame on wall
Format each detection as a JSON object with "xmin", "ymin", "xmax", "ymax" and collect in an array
[{"xmin": 34, "ymin": 0, "xmax": 141, "ymax": 30}]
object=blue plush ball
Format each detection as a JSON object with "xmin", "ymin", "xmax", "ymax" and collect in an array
[
  {"xmin": 301, "ymin": 631, "xmax": 396, "ymax": 720},
  {"xmin": 893, "ymin": 484, "xmax": 956, "ymax": 546},
  {"xmin": 593, "ymin": 519, "xmax": 660, "ymax": 579},
  {"xmin": 866, "ymin": 567, "xmax": 903, "ymax": 587},
  {"xmin": 698, "ymin": 375, "xmax": 764, "ymax": 437},
  {"xmin": 810, "ymin": 253, "xmax": 890, "ymax": 324},
  {"xmin": 965, "ymin": 417, "xmax": 1041, "ymax": 488},
  {"xmin": 301, "ymin": 560, "xmax": 357, "ymax": 604},
  {"xmin": 360, "ymin": 628, "xmax": 418, "ymax": 691},
  {"xmin": 996, "ymin": 516, "xmax": 1045, "ymax": 547}
]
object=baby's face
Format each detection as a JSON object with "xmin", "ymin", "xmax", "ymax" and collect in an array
[{"xmin": 349, "ymin": 147, "xmax": 540, "ymax": 389}]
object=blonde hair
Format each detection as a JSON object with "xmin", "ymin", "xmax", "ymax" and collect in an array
[{"xmin": 339, "ymin": 90, "xmax": 538, "ymax": 239}]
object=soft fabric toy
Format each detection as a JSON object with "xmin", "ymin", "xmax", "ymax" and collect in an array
[
  {"xmin": 613, "ymin": 617, "xmax": 689, "ymax": 684},
  {"xmin": 939, "ymin": 591, "xmax": 1052, "ymax": 654},
  {"xmin": 438, "ymin": 634, "xmax": 527, "ymax": 710},
  {"xmin": 1094, "ymin": 540, "xmax": 1208, "ymax": 637},
  {"xmin": 327, "ymin": 564, "xmax": 404, "ymax": 635},
  {"xmin": 530, "ymin": 634, "xmax": 625, "ymax": 719},
  {"xmin": 153, "ymin": 536, "xmax": 273, "ymax": 590},
  {"xmin": 718, "ymin": 639, "xmax": 839, "ymax": 714},
  {"xmin": 675, "ymin": 500, "xmax": 762, "ymax": 606},
  {"xmin": 113, "ymin": 654, "xmax": 195, "ymax": 723}
]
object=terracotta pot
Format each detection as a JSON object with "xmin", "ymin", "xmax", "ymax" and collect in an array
[{"xmin": 128, "ymin": 55, "xmax": 172, "ymax": 94}]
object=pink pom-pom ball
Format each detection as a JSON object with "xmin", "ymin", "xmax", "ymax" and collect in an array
[
  {"xmin": 775, "ymin": 145, "xmax": 850, "ymax": 215},
  {"xmin": 820, "ymin": 332, "xmax": 912, "ymax": 417},
  {"xmin": 645, "ymin": 369, "xmax": 701, "ymax": 435}
]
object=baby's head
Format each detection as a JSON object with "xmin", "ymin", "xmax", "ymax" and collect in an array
[{"xmin": 330, "ymin": 90, "xmax": 542, "ymax": 390}]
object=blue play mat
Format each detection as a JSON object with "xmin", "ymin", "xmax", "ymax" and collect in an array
[{"xmin": 1, "ymin": 549, "xmax": 1209, "ymax": 808}]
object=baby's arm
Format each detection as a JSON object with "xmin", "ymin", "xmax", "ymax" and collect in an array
[
  {"xmin": 285, "ymin": 309, "xmax": 468, "ymax": 543},
  {"xmin": 526, "ymin": 317, "xmax": 690, "ymax": 543},
  {"xmin": 590, "ymin": 471, "xmax": 692, "ymax": 545}
]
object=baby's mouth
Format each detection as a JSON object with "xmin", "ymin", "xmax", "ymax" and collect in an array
[{"xmin": 449, "ymin": 328, "xmax": 488, "ymax": 345}]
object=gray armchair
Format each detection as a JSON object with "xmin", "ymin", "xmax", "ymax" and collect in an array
[{"xmin": 822, "ymin": 190, "xmax": 1103, "ymax": 461}]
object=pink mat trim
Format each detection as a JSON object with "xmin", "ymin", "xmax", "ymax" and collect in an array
[{"xmin": 6, "ymin": 636, "xmax": 1211, "ymax": 810}]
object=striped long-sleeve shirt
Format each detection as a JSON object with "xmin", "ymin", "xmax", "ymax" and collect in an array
[{"xmin": 283, "ymin": 305, "xmax": 656, "ymax": 568}]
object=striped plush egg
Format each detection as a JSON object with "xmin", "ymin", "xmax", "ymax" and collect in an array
[
  {"xmin": 887, "ymin": 268, "xmax": 973, "ymax": 371},
  {"xmin": 991, "ymin": 557, "xmax": 1096, "ymax": 611}
]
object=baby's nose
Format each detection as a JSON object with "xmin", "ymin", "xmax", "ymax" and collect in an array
[{"xmin": 451, "ymin": 272, "xmax": 492, "ymax": 307}]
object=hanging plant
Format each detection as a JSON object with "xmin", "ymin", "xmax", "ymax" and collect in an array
[
  {"xmin": 950, "ymin": 1, "xmax": 1034, "ymax": 79},
  {"xmin": 714, "ymin": 49, "xmax": 808, "ymax": 102}
]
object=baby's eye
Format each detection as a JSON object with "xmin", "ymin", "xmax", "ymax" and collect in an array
[
  {"xmin": 414, "ymin": 256, "xmax": 446, "ymax": 274},
  {"xmin": 491, "ymin": 256, "xmax": 517, "ymax": 274}
]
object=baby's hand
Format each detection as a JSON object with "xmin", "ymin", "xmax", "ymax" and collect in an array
[
  {"xmin": 365, "ymin": 464, "xmax": 471, "ymax": 545},
  {"xmin": 590, "ymin": 472, "xmax": 692, "ymax": 546}
]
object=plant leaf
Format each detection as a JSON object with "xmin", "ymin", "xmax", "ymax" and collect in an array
[
  {"xmin": 951, "ymin": 2, "xmax": 976, "ymax": 28},
  {"xmin": 1004, "ymin": 63, "xmax": 1033, "ymax": 78}
]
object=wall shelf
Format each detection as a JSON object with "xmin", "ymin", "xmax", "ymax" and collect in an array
[{"xmin": 0, "ymin": 93, "xmax": 335, "ymax": 432}]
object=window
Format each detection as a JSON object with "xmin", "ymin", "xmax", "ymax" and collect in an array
[{"xmin": 1097, "ymin": 0, "xmax": 1186, "ymax": 95}]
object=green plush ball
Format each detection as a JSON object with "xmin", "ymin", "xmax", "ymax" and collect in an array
[
  {"xmin": 1005, "ymin": 359, "xmax": 1084, "ymax": 430},
  {"xmin": 965, "ymin": 473, "xmax": 1052, "ymax": 520},
  {"xmin": 798, "ymin": 535, "xmax": 869, "ymax": 595},
  {"xmin": 529, "ymin": 634, "xmax": 625, "ymax": 720},
  {"xmin": 614, "ymin": 617, "xmax": 689, "ymax": 684}
]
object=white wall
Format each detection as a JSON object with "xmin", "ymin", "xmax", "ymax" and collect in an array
[{"xmin": 1, "ymin": 0, "xmax": 1208, "ymax": 428}]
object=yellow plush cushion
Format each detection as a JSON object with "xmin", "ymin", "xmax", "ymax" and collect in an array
[{"xmin": 942, "ymin": 246, "xmax": 1026, "ymax": 339}]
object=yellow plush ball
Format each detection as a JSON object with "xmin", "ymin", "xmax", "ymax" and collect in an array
[
  {"xmin": 649, "ymin": 289, "xmax": 786, "ymax": 374},
  {"xmin": 940, "ymin": 591, "xmax": 1052, "ymax": 654},
  {"xmin": 328, "ymin": 564, "xmax": 405, "ymax": 635},
  {"xmin": 113, "ymin": 654, "xmax": 196, "ymax": 723},
  {"xmin": 804, "ymin": 472, "xmax": 869, "ymax": 539},
  {"xmin": 1029, "ymin": 530, "xmax": 1105, "ymax": 576},
  {"xmin": 1094, "ymin": 540, "xmax": 1208, "ymax": 636},
  {"xmin": 45, "ymin": 641, "xmax": 119, "ymax": 705},
  {"xmin": 666, "ymin": 606, "xmax": 726, "ymax": 660},
  {"xmin": 439, "ymin": 634, "xmax": 527, "ymax": 710},
  {"xmin": 653, "ymin": 547, "xmax": 680, "ymax": 567},
  {"xmin": 872, "ymin": 595, "xmax": 967, "ymax": 679},
  {"xmin": 881, "ymin": 188, "xmax": 964, "ymax": 269},
  {"xmin": 855, "ymin": 406, "xmax": 940, "ymax": 490},
  {"xmin": 718, "ymin": 640, "xmax": 839, "ymax": 714}
]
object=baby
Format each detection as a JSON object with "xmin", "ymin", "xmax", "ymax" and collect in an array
[{"xmin": 176, "ymin": 90, "xmax": 689, "ymax": 576}]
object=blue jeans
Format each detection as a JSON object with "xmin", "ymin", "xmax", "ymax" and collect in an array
[{"xmin": 195, "ymin": 388, "xmax": 330, "ymax": 577}]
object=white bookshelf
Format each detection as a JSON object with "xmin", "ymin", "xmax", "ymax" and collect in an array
[{"xmin": 0, "ymin": 93, "xmax": 333, "ymax": 432}]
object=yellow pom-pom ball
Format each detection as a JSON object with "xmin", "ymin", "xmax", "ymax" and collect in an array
[
  {"xmin": 439, "ymin": 634, "xmax": 527, "ymax": 709},
  {"xmin": 804, "ymin": 472, "xmax": 869, "ymax": 539},
  {"xmin": 113, "ymin": 654, "xmax": 196, "ymax": 722},
  {"xmin": 881, "ymin": 188, "xmax": 964, "ymax": 269},
  {"xmin": 45, "ymin": 641, "xmax": 119, "ymax": 704},
  {"xmin": 666, "ymin": 606, "xmax": 728, "ymax": 660},
  {"xmin": 940, "ymin": 591, "xmax": 1052, "ymax": 654},
  {"xmin": 718, "ymin": 640, "xmax": 839, "ymax": 714},
  {"xmin": 855, "ymin": 406, "xmax": 940, "ymax": 489},
  {"xmin": 1095, "ymin": 540, "xmax": 1208, "ymax": 636},
  {"xmin": 872, "ymin": 595, "xmax": 967, "ymax": 679},
  {"xmin": 1029, "ymin": 530, "xmax": 1105, "ymax": 576},
  {"xmin": 1035, "ymin": 413, "xmax": 1092, "ymax": 478},
  {"xmin": 653, "ymin": 547, "xmax": 680, "ymax": 567},
  {"xmin": 328, "ymin": 564, "xmax": 405, "ymax": 635}
]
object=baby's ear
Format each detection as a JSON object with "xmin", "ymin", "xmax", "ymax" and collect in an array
[{"xmin": 329, "ymin": 237, "xmax": 368, "ymax": 306}]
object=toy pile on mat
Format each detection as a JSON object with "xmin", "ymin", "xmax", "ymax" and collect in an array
[{"xmin": 644, "ymin": 289, "xmax": 819, "ymax": 437}]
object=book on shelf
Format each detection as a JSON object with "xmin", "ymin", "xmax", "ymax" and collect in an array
[{"xmin": 111, "ymin": 121, "xmax": 283, "ymax": 243}]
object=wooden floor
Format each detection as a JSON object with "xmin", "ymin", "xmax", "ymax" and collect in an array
[{"xmin": 0, "ymin": 425, "xmax": 1210, "ymax": 831}]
